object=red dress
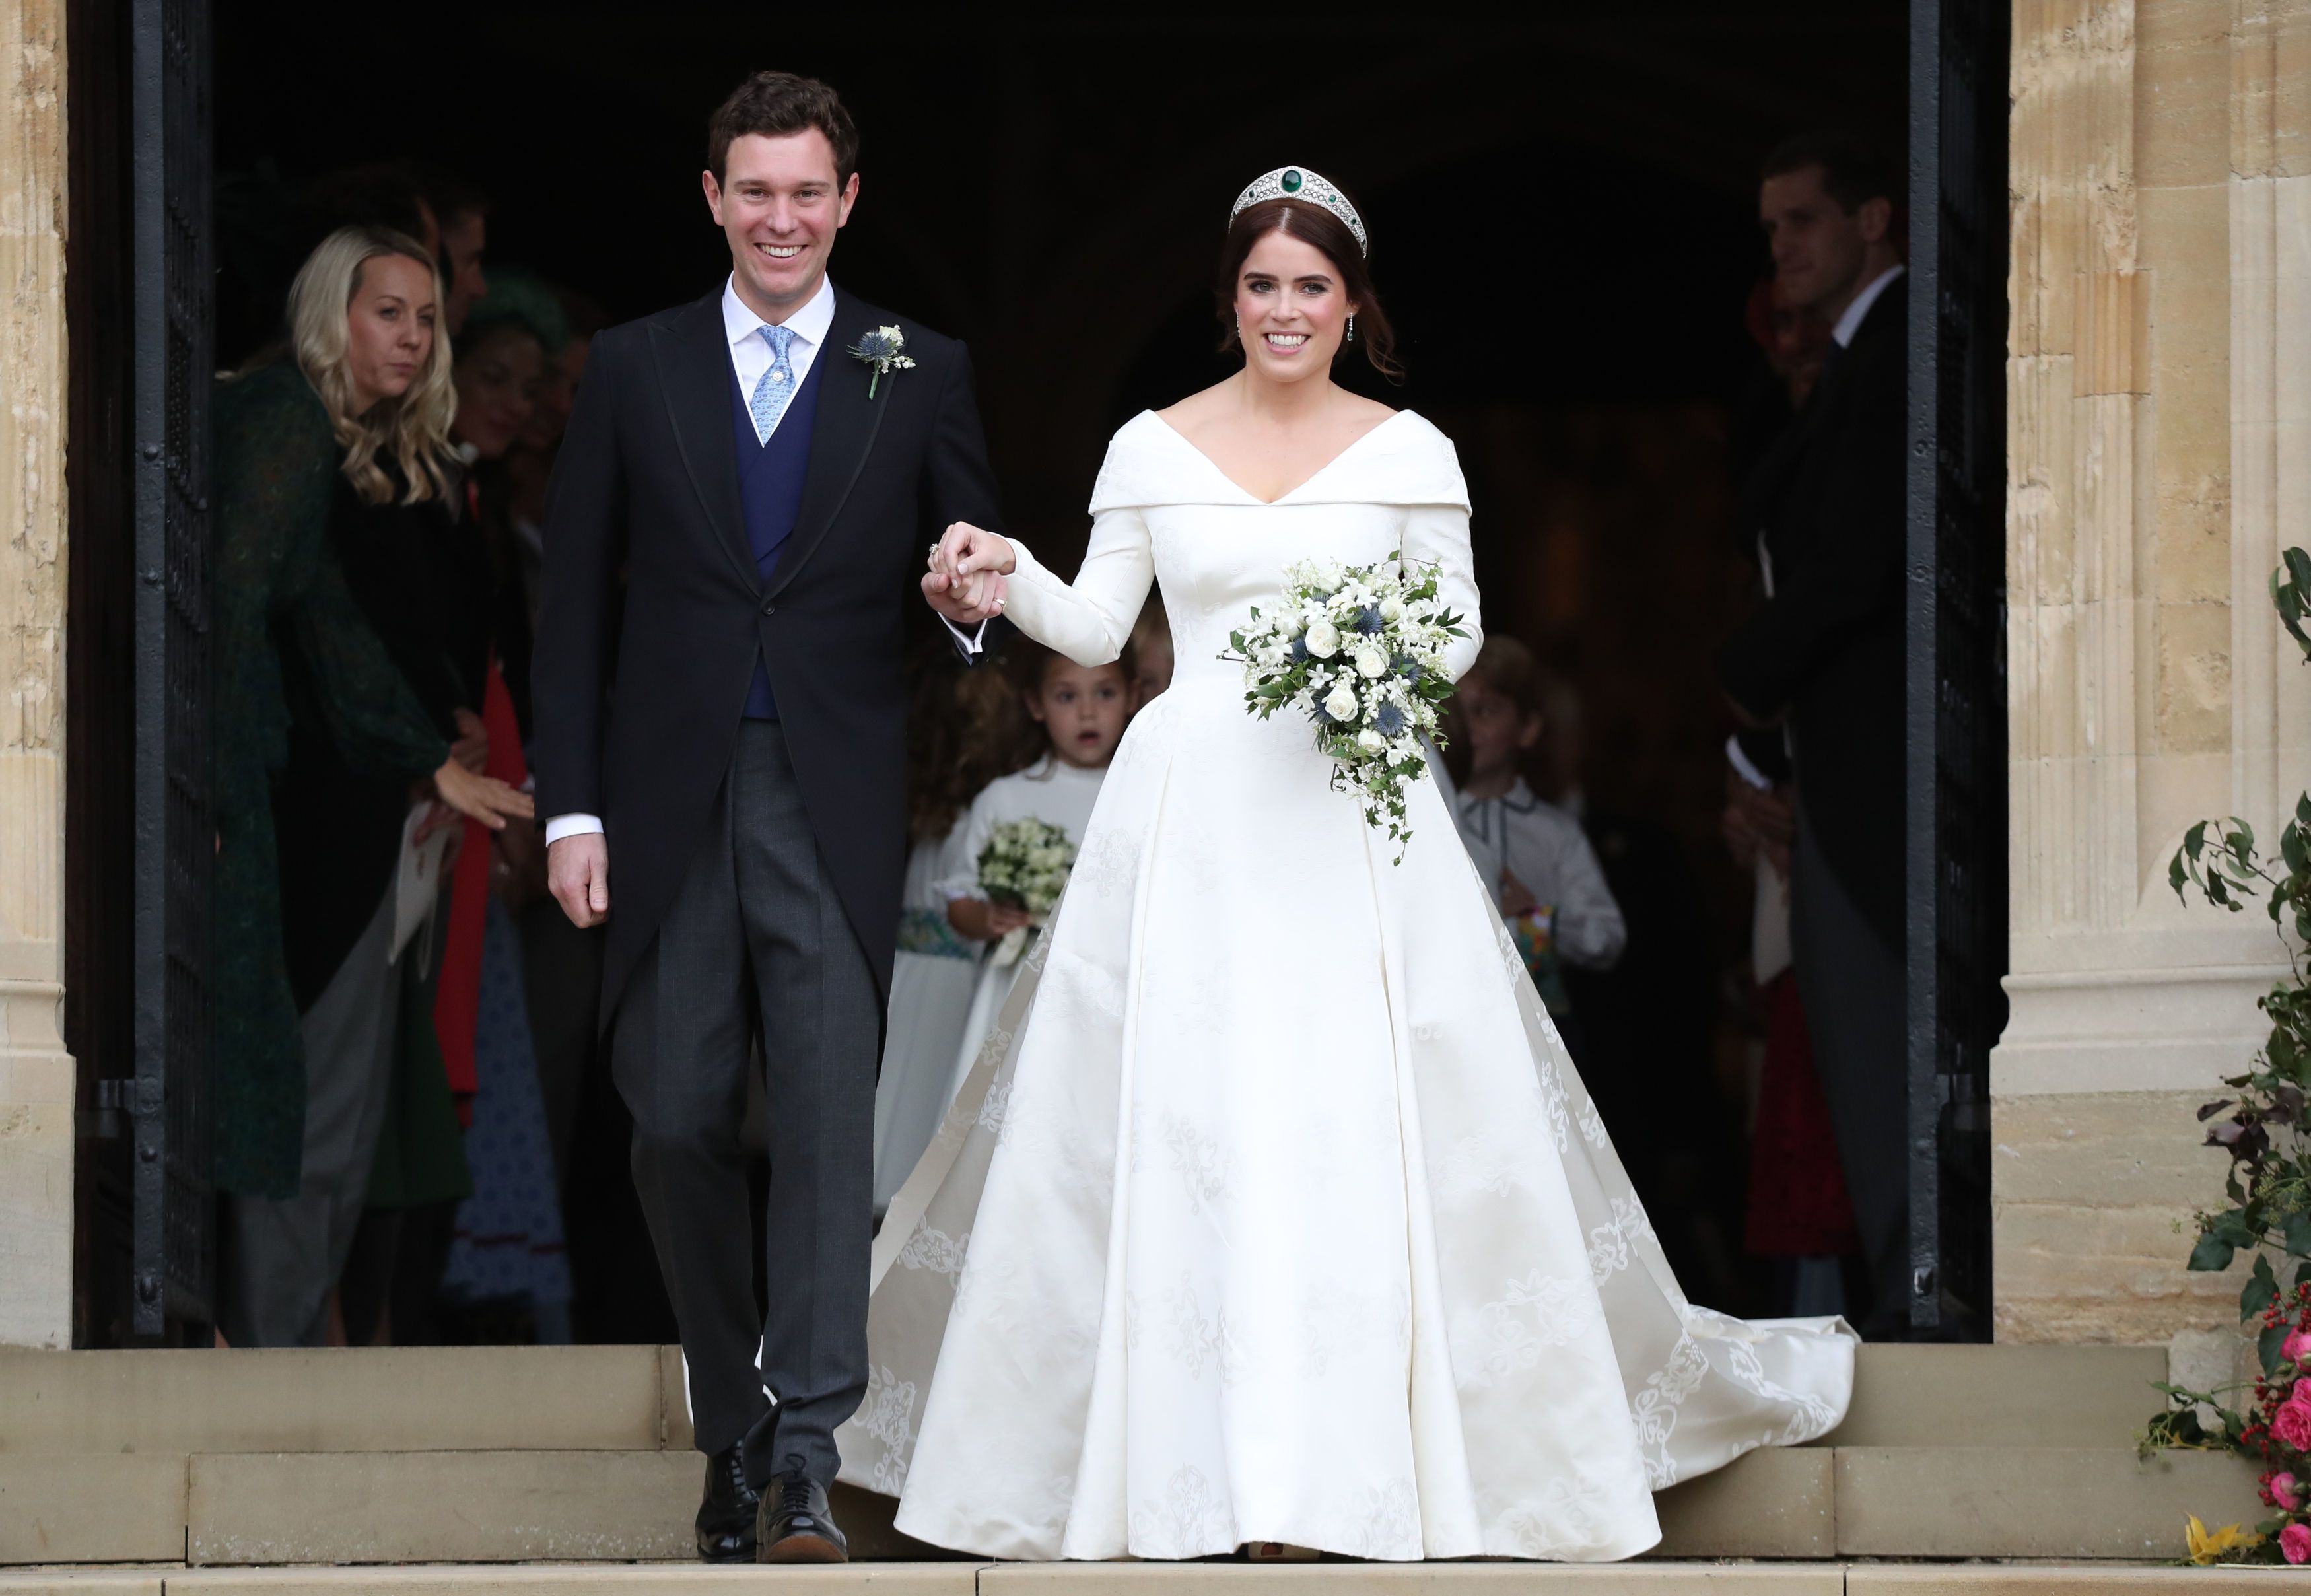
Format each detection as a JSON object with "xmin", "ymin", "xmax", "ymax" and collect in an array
[{"xmin": 1744, "ymin": 971, "xmax": 1861, "ymax": 1257}]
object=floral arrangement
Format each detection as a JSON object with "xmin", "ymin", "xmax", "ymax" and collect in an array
[
  {"xmin": 1224, "ymin": 552, "xmax": 1468, "ymax": 857},
  {"xmin": 976, "ymin": 816, "xmax": 1075, "ymax": 967},
  {"xmin": 2143, "ymin": 548, "xmax": 2311, "ymax": 1564},
  {"xmin": 850, "ymin": 324, "xmax": 915, "ymax": 398}
]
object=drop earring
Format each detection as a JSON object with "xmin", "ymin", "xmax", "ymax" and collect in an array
[{"xmin": 1347, "ymin": 314, "xmax": 1357, "ymax": 342}]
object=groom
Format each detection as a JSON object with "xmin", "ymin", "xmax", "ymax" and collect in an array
[{"xmin": 532, "ymin": 71, "xmax": 1002, "ymax": 1562}]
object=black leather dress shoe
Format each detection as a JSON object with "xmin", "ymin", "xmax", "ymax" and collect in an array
[
  {"xmin": 757, "ymin": 1462, "xmax": 848, "ymax": 1563},
  {"xmin": 695, "ymin": 1441, "xmax": 760, "ymax": 1562}
]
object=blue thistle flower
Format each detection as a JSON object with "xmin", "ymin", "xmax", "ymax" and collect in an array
[
  {"xmin": 1394, "ymin": 656, "xmax": 1422, "ymax": 685},
  {"xmin": 1354, "ymin": 605, "xmax": 1386, "ymax": 635},
  {"xmin": 1290, "ymin": 633, "xmax": 1310, "ymax": 662},
  {"xmin": 854, "ymin": 328, "xmax": 902, "ymax": 361},
  {"xmin": 1373, "ymin": 703, "xmax": 1407, "ymax": 738}
]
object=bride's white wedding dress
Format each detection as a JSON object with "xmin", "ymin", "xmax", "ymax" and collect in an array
[{"xmin": 837, "ymin": 408, "xmax": 1855, "ymax": 1562}]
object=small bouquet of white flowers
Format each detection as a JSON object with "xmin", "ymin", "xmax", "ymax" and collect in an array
[
  {"xmin": 1225, "ymin": 552, "xmax": 1468, "ymax": 858},
  {"xmin": 976, "ymin": 816, "xmax": 1076, "ymax": 966}
]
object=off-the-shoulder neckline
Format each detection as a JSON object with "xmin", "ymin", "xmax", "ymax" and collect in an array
[{"xmin": 1138, "ymin": 407, "xmax": 1414, "ymax": 506}]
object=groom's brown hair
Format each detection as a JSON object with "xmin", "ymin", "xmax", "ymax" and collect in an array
[{"xmin": 708, "ymin": 72, "xmax": 859, "ymax": 186}]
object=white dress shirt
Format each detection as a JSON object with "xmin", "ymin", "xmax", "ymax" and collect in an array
[
  {"xmin": 726, "ymin": 271, "xmax": 835, "ymax": 440},
  {"xmin": 545, "ymin": 273, "xmax": 986, "ymax": 847},
  {"xmin": 1832, "ymin": 263, "xmax": 1905, "ymax": 349}
]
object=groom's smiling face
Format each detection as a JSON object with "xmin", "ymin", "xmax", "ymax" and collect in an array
[{"xmin": 703, "ymin": 129, "xmax": 858, "ymax": 322}]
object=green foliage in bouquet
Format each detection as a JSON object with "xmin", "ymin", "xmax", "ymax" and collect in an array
[
  {"xmin": 977, "ymin": 817, "xmax": 1075, "ymax": 917},
  {"xmin": 1225, "ymin": 552, "xmax": 1468, "ymax": 856}
]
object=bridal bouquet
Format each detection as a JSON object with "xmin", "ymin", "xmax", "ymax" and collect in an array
[
  {"xmin": 977, "ymin": 816, "xmax": 1076, "ymax": 966},
  {"xmin": 1225, "ymin": 553, "xmax": 1468, "ymax": 857}
]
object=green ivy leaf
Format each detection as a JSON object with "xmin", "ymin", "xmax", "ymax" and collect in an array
[
  {"xmin": 2213, "ymin": 1209, "xmax": 2261, "ymax": 1248},
  {"xmin": 2284, "ymin": 1210, "xmax": 2311, "ymax": 1257},
  {"xmin": 2186, "ymin": 819, "xmax": 2209, "ymax": 863},
  {"xmin": 2285, "ymin": 545, "xmax": 2311, "ymax": 599},
  {"xmin": 2228, "ymin": 821, "xmax": 2257, "ymax": 864},
  {"xmin": 2244, "ymin": 1253, "xmax": 2280, "ymax": 1317},
  {"xmin": 2262, "ymin": 1318, "xmax": 2294, "ymax": 1374},
  {"xmin": 2190, "ymin": 1233, "xmax": 2238, "ymax": 1273}
]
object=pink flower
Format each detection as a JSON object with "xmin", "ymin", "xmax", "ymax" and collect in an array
[
  {"xmin": 2286, "ymin": 1329, "xmax": 2311, "ymax": 1368},
  {"xmin": 2269, "ymin": 1397, "xmax": 2311, "ymax": 1453},
  {"xmin": 2281, "ymin": 1521, "xmax": 2311, "ymax": 1564},
  {"xmin": 2275, "ymin": 1473, "xmax": 2305, "ymax": 1511}
]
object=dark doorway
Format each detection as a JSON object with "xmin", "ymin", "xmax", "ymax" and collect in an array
[{"xmin": 75, "ymin": 4, "xmax": 2008, "ymax": 1342}]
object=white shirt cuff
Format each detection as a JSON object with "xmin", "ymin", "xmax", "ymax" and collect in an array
[
  {"xmin": 544, "ymin": 813, "xmax": 604, "ymax": 845},
  {"xmin": 940, "ymin": 614, "xmax": 990, "ymax": 656}
]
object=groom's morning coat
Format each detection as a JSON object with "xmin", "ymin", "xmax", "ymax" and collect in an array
[{"xmin": 532, "ymin": 287, "xmax": 1002, "ymax": 1022}]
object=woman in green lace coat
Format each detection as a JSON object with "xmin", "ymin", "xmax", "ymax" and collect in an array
[{"xmin": 213, "ymin": 226, "xmax": 532, "ymax": 1210}]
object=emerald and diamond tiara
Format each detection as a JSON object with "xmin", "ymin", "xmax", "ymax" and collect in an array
[{"xmin": 1228, "ymin": 166, "xmax": 1368, "ymax": 256}]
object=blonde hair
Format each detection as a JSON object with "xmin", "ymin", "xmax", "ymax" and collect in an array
[{"xmin": 286, "ymin": 226, "xmax": 458, "ymax": 506}]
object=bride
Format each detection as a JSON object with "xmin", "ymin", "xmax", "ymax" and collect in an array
[{"xmin": 843, "ymin": 166, "xmax": 1857, "ymax": 1562}]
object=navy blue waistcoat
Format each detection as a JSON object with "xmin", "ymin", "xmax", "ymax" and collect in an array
[{"xmin": 729, "ymin": 347, "xmax": 827, "ymax": 719}]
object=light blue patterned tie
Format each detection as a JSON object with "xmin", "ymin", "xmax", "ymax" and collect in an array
[{"xmin": 748, "ymin": 323, "xmax": 797, "ymax": 444}]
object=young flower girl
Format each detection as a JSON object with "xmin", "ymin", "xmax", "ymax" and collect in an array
[
  {"xmin": 939, "ymin": 639, "xmax": 1134, "ymax": 1111},
  {"xmin": 871, "ymin": 659, "xmax": 1043, "ymax": 1212}
]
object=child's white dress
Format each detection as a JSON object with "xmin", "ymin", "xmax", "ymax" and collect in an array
[
  {"xmin": 870, "ymin": 829, "xmax": 981, "ymax": 1213},
  {"xmin": 938, "ymin": 755, "xmax": 1109, "ymax": 1111}
]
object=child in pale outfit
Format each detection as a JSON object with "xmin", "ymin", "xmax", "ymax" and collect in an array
[
  {"xmin": 870, "ymin": 656, "xmax": 1044, "ymax": 1212},
  {"xmin": 1445, "ymin": 638, "xmax": 1626, "ymax": 1048},
  {"xmin": 940, "ymin": 637, "xmax": 1136, "ymax": 1112}
]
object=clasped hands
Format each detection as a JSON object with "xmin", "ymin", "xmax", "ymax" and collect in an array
[{"xmin": 921, "ymin": 522, "xmax": 1016, "ymax": 627}]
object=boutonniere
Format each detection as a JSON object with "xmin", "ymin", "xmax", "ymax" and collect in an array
[{"xmin": 850, "ymin": 325, "xmax": 916, "ymax": 399}]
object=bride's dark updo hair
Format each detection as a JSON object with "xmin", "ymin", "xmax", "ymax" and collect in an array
[{"xmin": 1217, "ymin": 196, "xmax": 1403, "ymax": 382}]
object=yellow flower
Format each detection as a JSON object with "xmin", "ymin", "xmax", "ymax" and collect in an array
[{"xmin": 2186, "ymin": 1515, "xmax": 2263, "ymax": 1564}]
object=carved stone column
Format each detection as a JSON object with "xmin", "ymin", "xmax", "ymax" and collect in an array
[
  {"xmin": 1997, "ymin": 0, "xmax": 2311, "ymax": 1378},
  {"xmin": 0, "ymin": 0, "xmax": 73, "ymax": 1348}
]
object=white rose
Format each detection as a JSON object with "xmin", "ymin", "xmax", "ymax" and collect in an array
[
  {"xmin": 1379, "ymin": 596, "xmax": 1406, "ymax": 624},
  {"xmin": 1323, "ymin": 681, "xmax": 1360, "ymax": 721},
  {"xmin": 1305, "ymin": 619, "xmax": 1341, "ymax": 658},
  {"xmin": 1314, "ymin": 559, "xmax": 1345, "ymax": 593},
  {"xmin": 1356, "ymin": 728, "xmax": 1386, "ymax": 754},
  {"xmin": 1354, "ymin": 645, "xmax": 1387, "ymax": 679}
]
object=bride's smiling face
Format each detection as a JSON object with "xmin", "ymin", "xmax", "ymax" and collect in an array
[{"xmin": 1234, "ymin": 230, "xmax": 1356, "ymax": 383}]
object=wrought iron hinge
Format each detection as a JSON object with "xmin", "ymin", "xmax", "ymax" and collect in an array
[{"xmin": 77, "ymin": 1078, "xmax": 133, "ymax": 1140}]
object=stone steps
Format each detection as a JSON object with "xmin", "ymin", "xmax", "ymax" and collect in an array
[
  {"xmin": 1, "ymin": 1567, "xmax": 2305, "ymax": 1594},
  {"xmin": 0, "ymin": 1344, "xmax": 2170, "ymax": 1454},
  {"xmin": 0, "ymin": 1344, "xmax": 2269, "ymax": 1568}
]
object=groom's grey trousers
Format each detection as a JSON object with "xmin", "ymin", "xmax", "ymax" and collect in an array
[{"xmin": 612, "ymin": 720, "xmax": 880, "ymax": 1488}]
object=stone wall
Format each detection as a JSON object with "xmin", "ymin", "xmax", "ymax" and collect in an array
[
  {"xmin": 0, "ymin": 0, "xmax": 70, "ymax": 1348},
  {"xmin": 1997, "ymin": 0, "xmax": 2311, "ymax": 1378}
]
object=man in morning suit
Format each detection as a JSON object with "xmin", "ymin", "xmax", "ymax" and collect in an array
[
  {"xmin": 531, "ymin": 72, "xmax": 1002, "ymax": 1562},
  {"xmin": 1720, "ymin": 131, "xmax": 1910, "ymax": 1339}
]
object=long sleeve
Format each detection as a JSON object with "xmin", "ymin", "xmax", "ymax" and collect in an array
[
  {"xmin": 937, "ymin": 787, "xmax": 1004, "ymax": 903},
  {"xmin": 211, "ymin": 364, "xmax": 446, "ymax": 811},
  {"xmin": 1001, "ymin": 508, "xmax": 1157, "ymax": 670},
  {"xmin": 921, "ymin": 344, "xmax": 1006, "ymax": 666},
  {"xmin": 532, "ymin": 324, "xmax": 630, "ymax": 821},
  {"xmin": 277, "ymin": 523, "xmax": 452, "ymax": 781},
  {"xmin": 1401, "ymin": 503, "xmax": 1484, "ymax": 683},
  {"xmin": 1543, "ymin": 824, "xmax": 1627, "ymax": 971},
  {"xmin": 922, "ymin": 343, "xmax": 1005, "ymax": 542},
  {"xmin": 1718, "ymin": 331, "xmax": 1905, "ymax": 719}
]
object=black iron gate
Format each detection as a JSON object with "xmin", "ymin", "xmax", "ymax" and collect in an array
[
  {"xmin": 127, "ymin": 0, "xmax": 215, "ymax": 1339},
  {"xmin": 1906, "ymin": 0, "xmax": 2009, "ymax": 1334}
]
